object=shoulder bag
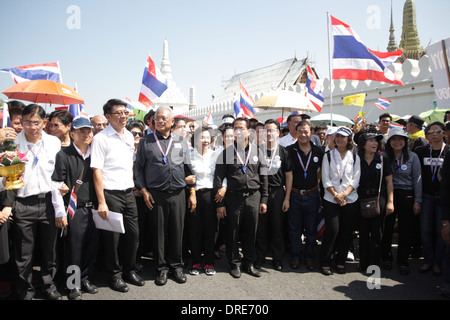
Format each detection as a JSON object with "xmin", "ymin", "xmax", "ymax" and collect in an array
[{"xmin": 360, "ymin": 156, "xmax": 383, "ymax": 218}]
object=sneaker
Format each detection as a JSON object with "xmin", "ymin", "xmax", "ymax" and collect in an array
[
  {"xmin": 204, "ymin": 265, "xmax": 216, "ymax": 276},
  {"xmin": 190, "ymin": 264, "xmax": 201, "ymax": 275}
]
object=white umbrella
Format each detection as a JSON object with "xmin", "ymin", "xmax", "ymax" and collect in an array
[
  {"xmin": 310, "ymin": 113, "xmax": 354, "ymax": 126},
  {"xmin": 252, "ymin": 90, "xmax": 312, "ymax": 113}
]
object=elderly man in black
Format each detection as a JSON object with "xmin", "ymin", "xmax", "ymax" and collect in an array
[
  {"xmin": 134, "ymin": 106, "xmax": 196, "ymax": 286},
  {"xmin": 214, "ymin": 117, "xmax": 268, "ymax": 278}
]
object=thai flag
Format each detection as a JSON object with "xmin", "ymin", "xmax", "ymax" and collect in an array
[
  {"xmin": 0, "ymin": 62, "xmax": 62, "ymax": 84},
  {"xmin": 68, "ymin": 84, "xmax": 89, "ymax": 120},
  {"xmin": 374, "ymin": 97, "xmax": 392, "ymax": 111},
  {"xmin": 239, "ymin": 81, "xmax": 260, "ymax": 114},
  {"xmin": 331, "ymin": 15, "xmax": 404, "ymax": 86},
  {"xmin": 203, "ymin": 109, "xmax": 215, "ymax": 126},
  {"xmin": 138, "ymin": 53, "xmax": 168, "ymax": 108},
  {"xmin": 233, "ymin": 92, "xmax": 255, "ymax": 119},
  {"xmin": 391, "ymin": 122, "xmax": 404, "ymax": 128},
  {"xmin": 368, "ymin": 49, "xmax": 403, "ymax": 67},
  {"xmin": 67, "ymin": 186, "xmax": 77, "ymax": 220},
  {"xmin": 305, "ymin": 66, "xmax": 324, "ymax": 112}
]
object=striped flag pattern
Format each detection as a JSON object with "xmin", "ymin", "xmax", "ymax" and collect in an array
[
  {"xmin": 305, "ymin": 66, "xmax": 324, "ymax": 112},
  {"xmin": 374, "ymin": 97, "xmax": 392, "ymax": 110},
  {"xmin": 67, "ymin": 186, "xmax": 77, "ymax": 220},
  {"xmin": 0, "ymin": 62, "xmax": 63, "ymax": 84},
  {"xmin": 138, "ymin": 53, "xmax": 168, "ymax": 108}
]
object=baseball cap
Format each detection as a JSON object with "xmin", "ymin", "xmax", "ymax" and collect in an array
[{"xmin": 71, "ymin": 117, "xmax": 94, "ymax": 130}]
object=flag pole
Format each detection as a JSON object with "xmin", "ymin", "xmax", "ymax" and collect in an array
[{"xmin": 326, "ymin": 11, "xmax": 333, "ymax": 126}]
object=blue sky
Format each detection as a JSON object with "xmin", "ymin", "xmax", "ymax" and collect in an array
[{"xmin": 1, "ymin": 0, "xmax": 449, "ymax": 116}]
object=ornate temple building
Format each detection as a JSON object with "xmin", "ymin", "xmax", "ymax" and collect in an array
[
  {"xmin": 399, "ymin": 0, "xmax": 424, "ymax": 60},
  {"xmin": 153, "ymin": 39, "xmax": 190, "ymax": 114}
]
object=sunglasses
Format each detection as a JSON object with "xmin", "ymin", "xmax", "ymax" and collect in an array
[
  {"xmin": 131, "ymin": 131, "xmax": 143, "ymax": 137},
  {"xmin": 428, "ymin": 129, "xmax": 443, "ymax": 135}
]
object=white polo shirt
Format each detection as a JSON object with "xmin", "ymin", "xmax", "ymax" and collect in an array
[
  {"xmin": 14, "ymin": 131, "xmax": 61, "ymax": 198},
  {"xmin": 90, "ymin": 124, "xmax": 135, "ymax": 190}
]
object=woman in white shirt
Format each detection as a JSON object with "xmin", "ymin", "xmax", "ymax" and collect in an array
[
  {"xmin": 189, "ymin": 126, "xmax": 222, "ymax": 275},
  {"xmin": 320, "ymin": 127, "xmax": 361, "ymax": 275}
]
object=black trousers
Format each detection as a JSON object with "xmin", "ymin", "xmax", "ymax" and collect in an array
[
  {"xmin": 103, "ymin": 189, "xmax": 139, "ymax": 279},
  {"xmin": 358, "ymin": 196, "xmax": 386, "ymax": 269},
  {"xmin": 189, "ymin": 189, "xmax": 217, "ymax": 266},
  {"xmin": 225, "ymin": 190, "xmax": 260, "ymax": 268},
  {"xmin": 149, "ymin": 188, "xmax": 185, "ymax": 272},
  {"xmin": 381, "ymin": 189, "xmax": 415, "ymax": 267},
  {"xmin": 256, "ymin": 187, "xmax": 285, "ymax": 263},
  {"xmin": 66, "ymin": 207, "xmax": 98, "ymax": 285},
  {"xmin": 319, "ymin": 200, "xmax": 359, "ymax": 267},
  {"xmin": 12, "ymin": 193, "xmax": 58, "ymax": 299}
]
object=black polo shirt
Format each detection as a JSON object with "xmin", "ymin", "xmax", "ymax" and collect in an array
[
  {"xmin": 134, "ymin": 131, "xmax": 194, "ymax": 192},
  {"xmin": 51, "ymin": 143, "xmax": 96, "ymax": 206},
  {"xmin": 358, "ymin": 153, "xmax": 392, "ymax": 199},
  {"xmin": 214, "ymin": 141, "xmax": 268, "ymax": 207},
  {"xmin": 415, "ymin": 144, "xmax": 450, "ymax": 196},
  {"xmin": 287, "ymin": 141, "xmax": 324, "ymax": 190},
  {"xmin": 260, "ymin": 143, "xmax": 293, "ymax": 188}
]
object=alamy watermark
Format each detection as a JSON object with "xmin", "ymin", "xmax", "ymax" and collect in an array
[{"xmin": 66, "ymin": 5, "xmax": 81, "ymax": 30}]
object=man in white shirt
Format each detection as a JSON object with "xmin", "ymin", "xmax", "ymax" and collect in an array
[
  {"xmin": 91, "ymin": 99, "xmax": 144, "ymax": 292},
  {"xmin": 2, "ymin": 104, "xmax": 62, "ymax": 300},
  {"xmin": 279, "ymin": 114, "xmax": 302, "ymax": 148}
]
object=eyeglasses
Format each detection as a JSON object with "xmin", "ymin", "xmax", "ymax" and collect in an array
[
  {"xmin": 110, "ymin": 110, "xmax": 130, "ymax": 116},
  {"xmin": 428, "ymin": 129, "xmax": 443, "ymax": 135},
  {"xmin": 48, "ymin": 123, "xmax": 63, "ymax": 129},
  {"xmin": 94, "ymin": 123, "xmax": 108, "ymax": 128},
  {"xmin": 131, "ymin": 131, "xmax": 143, "ymax": 137},
  {"xmin": 23, "ymin": 120, "xmax": 43, "ymax": 127}
]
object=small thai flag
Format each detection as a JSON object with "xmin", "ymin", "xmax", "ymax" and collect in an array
[
  {"xmin": 305, "ymin": 65, "xmax": 324, "ymax": 112},
  {"xmin": 2, "ymin": 102, "xmax": 11, "ymax": 128},
  {"xmin": 0, "ymin": 62, "xmax": 62, "ymax": 83},
  {"xmin": 239, "ymin": 81, "xmax": 260, "ymax": 114},
  {"xmin": 374, "ymin": 97, "xmax": 392, "ymax": 111},
  {"xmin": 67, "ymin": 186, "xmax": 77, "ymax": 220}
]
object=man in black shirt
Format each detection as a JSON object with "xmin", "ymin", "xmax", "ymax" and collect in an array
[
  {"xmin": 51, "ymin": 117, "xmax": 99, "ymax": 300},
  {"xmin": 214, "ymin": 117, "xmax": 268, "ymax": 278},
  {"xmin": 134, "ymin": 106, "xmax": 196, "ymax": 286},
  {"xmin": 286, "ymin": 120, "xmax": 324, "ymax": 270},
  {"xmin": 255, "ymin": 119, "xmax": 293, "ymax": 271}
]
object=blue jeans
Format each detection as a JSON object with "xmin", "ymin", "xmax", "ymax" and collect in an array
[
  {"xmin": 288, "ymin": 191, "xmax": 320, "ymax": 260},
  {"xmin": 421, "ymin": 193, "xmax": 446, "ymax": 266}
]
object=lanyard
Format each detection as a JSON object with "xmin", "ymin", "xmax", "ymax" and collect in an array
[
  {"xmin": 153, "ymin": 132, "xmax": 173, "ymax": 164},
  {"xmin": 264, "ymin": 143, "xmax": 279, "ymax": 171},
  {"xmin": 396, "ymin": 155, "xmax": 403, "ymax": 174},
  {"xmin": 233, "ymin": 143, "xmax": 252, "ymax": 174},
  {"xmin": 27, "ymin": 144, "xmax": 42, "ymax": 166},
  {"xmin": 332, "ymin": 149, "xmax": 350, "ymax": 184},
  {"xmin": 295, "ymin": 148, "xmax": 312, "ymax": 179},
  {"xmin": 430, "ymin": 144, "xmax": 446, "ymax": 182}
]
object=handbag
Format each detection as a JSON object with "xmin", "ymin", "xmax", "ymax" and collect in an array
[{"xmin": 360, "ymin": 156, "xmax": 383, "ymax": 218}]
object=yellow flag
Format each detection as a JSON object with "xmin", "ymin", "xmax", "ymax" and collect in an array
[{"xmin": 343, "ymin": 93, "xmax": 366, "ymax": 107}]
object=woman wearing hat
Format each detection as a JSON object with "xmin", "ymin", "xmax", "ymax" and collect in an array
[
  {"xmin": 381, "ymin": 126, "xmax": 422, "ymax": 275},
  {"xmin": 320, "ymin": 126, "xmax": 361, "ymax": 275},
  {"xmin": 357, "ymin": 129, "xmax": 394, "ymax": 273}
]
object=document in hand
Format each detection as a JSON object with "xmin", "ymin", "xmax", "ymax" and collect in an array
[{"xmin": 92, "ymin": 210, "xmax": 125, "ymax": 234}]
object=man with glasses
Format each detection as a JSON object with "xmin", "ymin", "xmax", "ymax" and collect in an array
[
  {"xmin": 91, "ymin": 99, "xmax": 144, "ymax": 293},
  {"xmin": 90, "ymin": 115, "xmax": 108, "ymax": 135},
  {"xmin": 378, "ymin": 113, "xmax": 392, "ymax": 150},
  {"xmin": 1, "ymin": 104, "xmax": 62, "ymax": 300},
  {"xmin": 134, "ymin": 106, "xmax": 196, "ymax": 286}
]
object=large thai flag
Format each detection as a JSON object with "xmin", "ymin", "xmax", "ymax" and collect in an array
[
  {"xmin": 331, "ymin": 15, "xmax": 404, "ymax": 86},
  {"xmin": 239, "ymin": 81, "xmax": 260, "ymax": 114},
  {"xmin": 305, "ymin": 66, "xmax": 324, "ymax": 112},
  {"xmin": 67, "ymin": 186, "xmax": 77, "ymax": 220},
  {"xmin": 138, "ymin": 53, "xmax": 168, "ymax": 108},
  {"xmin": 0, "ymin": 62, "xmax": 62, "ymax": 84},
  {"xmin": 374, "ymin": 97, "xmax": 392, "ymax": 111},
  {"xmin": 233, "ymin": 92, "xmax": 255, "ymax": 119}
]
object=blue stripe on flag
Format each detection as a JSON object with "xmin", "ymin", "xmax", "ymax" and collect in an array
[
  {"xmin": 141, "ymin": 68, "xmax": 168, "ymax": 97},
  {"xmin": 333, "ymin": 36, "xmax": 384, "ymax": 70}
]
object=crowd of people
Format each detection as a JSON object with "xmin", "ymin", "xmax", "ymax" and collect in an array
[{"xmin": 1, "ymin": 98, "xmax": 450, "ymax": 300}]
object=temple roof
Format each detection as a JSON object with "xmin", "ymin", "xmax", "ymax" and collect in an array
[{"xmin": 213, "ymin": 57, "xmax": 309, "ymax": 103}]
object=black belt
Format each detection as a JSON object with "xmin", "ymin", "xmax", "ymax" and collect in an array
[
  {"xmin": 196, "ymin": 188, "xmax": 213, "ymax": 193},
  {"xmin": 149, "ymin": 188, "xmax": 183, "ymax": 194},
  {"xmin": 292, "ymin": 186, "xmax": 319, "ymax": 195},
  {"xmin": 19, "ymin": 192, "xmax": 50, "ymax": 203},
  {"xmin": 229, "ymin": 189, "xmax": 258, "ymax": 197},
  {"xmin": 77, "ymin": 201, "xmax": 95, "ymax": 208}
]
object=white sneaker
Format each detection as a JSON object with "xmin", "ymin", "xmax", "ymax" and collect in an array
[{"xmin": 347, "ymin": 251, "xmax": 355, "ymax": 261}]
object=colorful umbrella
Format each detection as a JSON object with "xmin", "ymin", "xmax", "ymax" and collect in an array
[{"xmin": 2, "ymin": 79, "xmax": 84, "ymax": 106}]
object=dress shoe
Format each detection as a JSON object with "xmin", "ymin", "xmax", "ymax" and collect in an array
[
  {"xmin": 273, "ymin": 260, "xmax": 283, "ymax": 271},
  {"xmin": 68, "ymin": 288, "xmax": 82, "ymax": 300},
  {"xmin": 290, "ymin": 257, "xmax": 300, "ymax": 269},
  {"xmin": 230, "ymin": 267, "xmax": 241, "ymax": 278},
  {"xmin": 155, "ymin": 270, "xmax": 168, "ymax": 286},
  {"xmin": 305, "ymin": 259, "xmax": 315, "ymax": 271},
  {"xmin": 321, "ymin": 267, "xmax": 332, "ymax": 276},
  {"xmin": 81, "ymin": 281, "xmax": 99, "ymax": 294},
  {"xmin": 172, "ymin": 269, "xmax": 187, "ymax": 284},
  {"xmin": 247, "ymin": 264, "xmax": 261, "ymax": 277},
  {"xmin": 109, "ymin": 278, "xmax": 129, "ymax": 292},
  {"xmin": 124, "ymin": 271, "xmax": 145, "ymax": 286},
  {"xmin": 46, "ymin": 289, "xmax": 63, "ymax": 300},
  {"xmin": 336, "ymin": 265, "xmax": 346, "ymax": 274}
]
